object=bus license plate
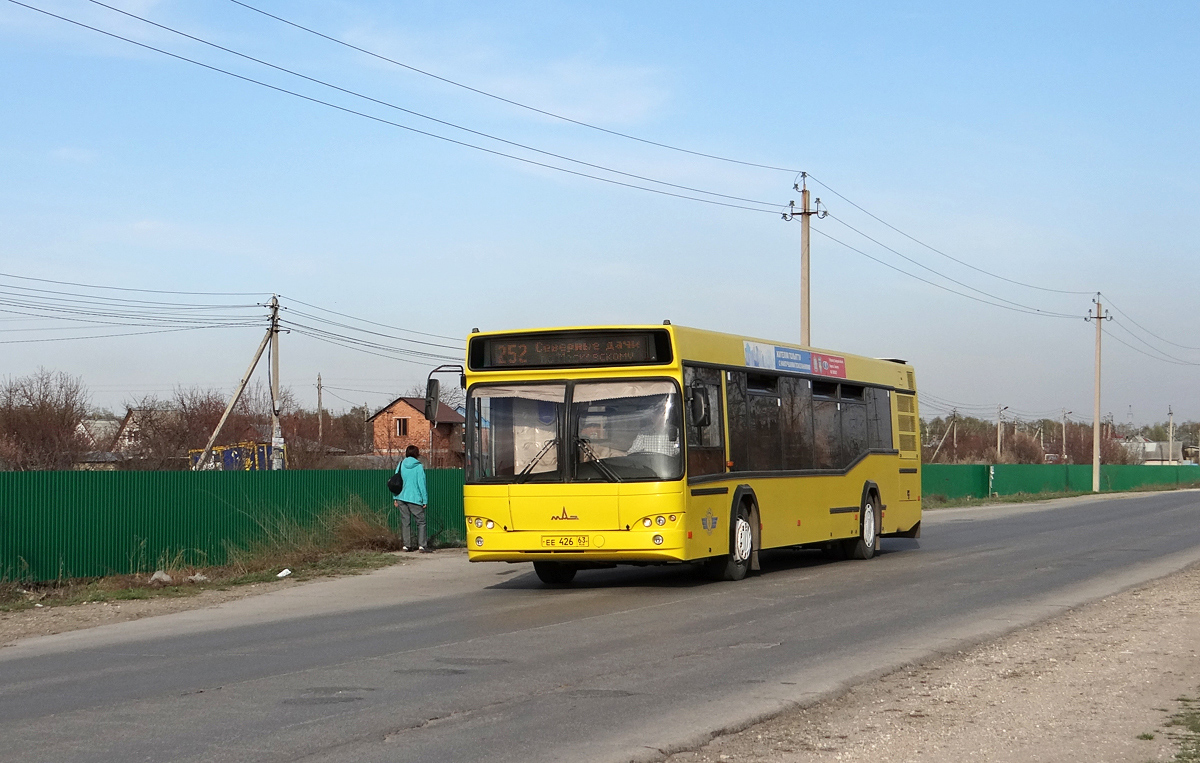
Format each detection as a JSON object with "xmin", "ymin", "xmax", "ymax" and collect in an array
[{"xmin": 541, "ymin": 535, "xmax": 589, "ymax": 549}]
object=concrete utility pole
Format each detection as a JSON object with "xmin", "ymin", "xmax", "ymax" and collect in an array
[
  {"xmin": 317, "ymin": 373, "xmax": 324, "ymax": 452},
  {"xmin": 1168, "ymin": 406, "xmax": 1175, "ymax": 466},
  {"xmin": 269, "ymin": 296, "xmax": 285, "ymax": 471},
  {"xmin": 784, "ymin": 173, "xmax": 824, "ymax": 346},
  {"xmin": 952, "ymin": 409, "xmax": 958, "ymax": 461},
  {"xmin": 1086, "ymin": 295, "xmax": 1110, "ymax": 492},
  {"xmin": 193, "ymin": 305, "xmax": 275, "ymax": 471},
  {"xmin": 997, "ymin": 405, "xmax": 1008, "ymax": 458},
  {"xmin": 929, "ymin": 411, "xmax": 956, "ymax": 463},
  {"xmin": 1061, "ymin": 409, "xmax": 1072, "ymax": 462},
  {"xmin": 800, "ymin": 183, "xmax": 811, "ymax": 347}
]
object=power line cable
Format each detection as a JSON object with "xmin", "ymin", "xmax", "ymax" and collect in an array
[
  {"xmin": 806, "ymin": 174, "xmax": 1094, "ymax": 296},
  {"xmin": 279, "ymin": 319, "xmax": 461, "ymax": 361},
  {"xmin": 0, "ymin": 325, "xmax": 248, "ymax": 344},
  {"xmin": 288, "ymin": 326, "xmax": 453, "ymax": 366},
  {"xmin": 227, "ymin": 0, "xmax": 802, "ymax": 174},
  {"xmin": 7, "ymin": 1, "xmax": 781, "ymax": 216},
  {"xmin": 85, "ymin": 0, "xmax": 784, "ymax": 210},
  {"xmin": 322, "ymin": 384, "xmax": 398, "ymax": 396},
  {"xmin": 0, "ymin": 269, "xmax": 268, "ymax": 297},
  {"xmin": 824, "ymin": 212, "xmax": 1080, "ymax": 318},
  {"xmin": 281, "ymin": 306, "xmax": 461, "ymax": 351},
  {"xmin": 1101, "ymin": 292, "xmax": 1200, "ymax": 352},
  {"xmin": 322, "ymin": 388, "xmax": 366, "ymax": 408},
  {"xmin": 1106, "ymin": 321, "xmax": 1200, "ymax": 367},
  {"xmin": 810, "ymin": 228, "xmax": 1080, "ymax": 320},
  {"xmin": 278, "ymin": 295, "xmax": 460, "ymax": 341}
]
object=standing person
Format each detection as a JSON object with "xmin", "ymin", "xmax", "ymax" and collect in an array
[{"xmin": 392, "ymin": 444, "xmax": 429, "ymax": 552}]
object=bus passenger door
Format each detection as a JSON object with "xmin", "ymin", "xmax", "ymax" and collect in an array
[{"xmin": 684, "ymin": 365, "xmax": 728, "ymax": 557}]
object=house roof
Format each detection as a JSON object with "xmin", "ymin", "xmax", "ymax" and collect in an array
[{"xmin": 368, "ymin": 397, "xmax": 466, "ymax": 424}]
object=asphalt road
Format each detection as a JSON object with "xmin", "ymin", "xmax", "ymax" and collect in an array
[{"xmin": 3, "ymin": 490, "xmax": 1200, "ymax": 763}]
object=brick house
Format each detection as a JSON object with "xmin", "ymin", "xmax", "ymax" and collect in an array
[{"xmin": 368, "ymin": 397, "xmax": 465, "ymax": 468}]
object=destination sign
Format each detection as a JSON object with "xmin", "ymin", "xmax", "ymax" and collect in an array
[{"xmin": 471, "ymin": 331, "xmax": 670, "ymax": 370}]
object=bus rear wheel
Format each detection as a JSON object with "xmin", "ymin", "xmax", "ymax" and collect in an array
[
  {"xmin": 842, "ymin": 494, "xmax": 879, "ymax": 560},
  {"xmin": 533, "ymin": 562, "xmax": 577, "ymax": 586},
  {"xmin": 702, "ymin": 503, "xmax": 753, "ymax": 581}
]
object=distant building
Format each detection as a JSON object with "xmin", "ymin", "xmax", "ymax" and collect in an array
[{"xmin": 368, "ymin": 397, "xmax": 465, "ymax": 468}]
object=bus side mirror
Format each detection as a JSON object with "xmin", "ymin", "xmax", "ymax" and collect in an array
[
  {"xmin": 688, "ymin": 386, "xmax": 711, "ymax": 428},
  {"xmin": 425, "ymin": 379, "xmax": 440, "ymax": 424}
]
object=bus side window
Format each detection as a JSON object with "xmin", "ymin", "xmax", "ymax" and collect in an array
[
  {"xmin": 725, "ymin": 371, "xmax": 749, "ymax": 472},
  {"xmin": 684, "ymin": 366, "xmax": 725, "ymax": 476},
  {"xmin": 867, "ymin": 388, "xmax": 893, "ymax": 450},
  {"xmin": 780, "ymin": 376, "xmax": 814, "ymax": 470},
  {"xmin": 812, "ymin": 383, "xmax": 839, "ymax": 470}
]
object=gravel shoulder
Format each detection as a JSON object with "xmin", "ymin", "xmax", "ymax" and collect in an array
[
  {"xmin": 0, "ymin": 550, "xmax": 461, "ymax": 648},
  {"xmin": 665, "ymin": 562, "xmax": 1200, "ymax": 763}
]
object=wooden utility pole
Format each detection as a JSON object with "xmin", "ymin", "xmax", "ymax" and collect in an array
[
  {"xmin": 317, "ymin": 373, "xmax": 324, "ymax": 451},
  {"xmin": 1086, "ymin": 295, "xmax": 1110, "ymax": 492},
  {"xmin": 269, "ymin": 296, "xmax": 284, "ymax": 470}
]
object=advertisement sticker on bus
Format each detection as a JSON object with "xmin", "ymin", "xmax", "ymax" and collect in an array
[{"xmin": 744, "ymin": 341, "xmax": 845, "ymax": 378}]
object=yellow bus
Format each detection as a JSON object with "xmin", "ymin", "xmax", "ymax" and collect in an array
[{"xmin": 457, "ymin": 324, "xmax": 921, "ymax": 584}]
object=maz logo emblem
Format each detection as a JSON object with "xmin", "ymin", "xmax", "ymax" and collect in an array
[{"xmin": 551, "ymin": 507, "xmax": 579, "ymax": 521}]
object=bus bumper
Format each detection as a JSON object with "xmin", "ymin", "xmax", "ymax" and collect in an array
[{"xmin": 465, "ymin": 529, "xmax": 687, "ymax": 564}]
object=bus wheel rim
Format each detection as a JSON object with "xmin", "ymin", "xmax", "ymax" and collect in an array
[
  {"xmin": 734, "ymin": 517, "xmax": 753, "ymax": 562},
  {"xmin": 863, "ymin": 503, "xmax": 876, "ymax": 544}
]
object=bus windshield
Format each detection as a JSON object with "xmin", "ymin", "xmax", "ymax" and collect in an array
[
  {"xmin": 466, "ymin": 380, "xmax": 682, "ymax": 483},
  {"xmin": 572, "ymin": 381, "xmax": 681, "ymax": 482}
]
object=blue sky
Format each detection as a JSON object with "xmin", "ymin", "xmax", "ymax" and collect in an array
[{"xmin": 2, "ymin": 0, "xmax": 1198, "ymax": 426}]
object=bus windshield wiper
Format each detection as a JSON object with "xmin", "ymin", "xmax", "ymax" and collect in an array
[
  {"xmin": 576, "ymin": 437, "xmax": 622, "ymax": 482},
  {"xmin": 516, "ymin": 437, "xmax": 558, "ymax": 482}
]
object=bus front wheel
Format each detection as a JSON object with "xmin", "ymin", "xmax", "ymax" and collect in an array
[
  {"xmin": 702, "ymin": 503, "xmax": 753, "ymax": 581},
  {"xmin": 842, "ymin": 494, "xmax": 879, "ymax": 560},
  {"xmin": 533, "ymin": 562, "xmax": 577, "ymax": 586}
]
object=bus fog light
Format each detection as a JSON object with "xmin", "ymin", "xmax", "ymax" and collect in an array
[
  {"xmin": 474, "ymin": 517, "xmax": 483, "ymax": 528},
  {"xmin": 474, "ymin": 536, "xmax": 484, "ymax": 547},
  {"xmin": 643, "ymin": 518, "xmax": 653, "ymax": 527},
  {"xmin": 486, "ymin": 520, "xmax": 495, "ymax": 529},
  {"xmin": 655, "ymin": 516, "xmax": 666, "ymax": 526},
  {"xmin": 653, "ymin": 534, "xmax": 663, "ymax": 545}
]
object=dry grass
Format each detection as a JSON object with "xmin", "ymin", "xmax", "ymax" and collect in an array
[{"xmin": 0, "ymin": 497, "xmax": 406, "ymax": 612}]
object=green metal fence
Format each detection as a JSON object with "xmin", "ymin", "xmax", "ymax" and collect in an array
[
  {"xmin": 1, "ymin": 469, "xmax": 466, "ymax": 582},
  {"xmin": 922, "ymin": 463, "xmax": 1200, "ymax": 500}
]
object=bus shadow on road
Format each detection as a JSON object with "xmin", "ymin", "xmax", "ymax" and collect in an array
[{"xmin": 486, "ymin": 540, "xmax": 922, "ymax": 590}]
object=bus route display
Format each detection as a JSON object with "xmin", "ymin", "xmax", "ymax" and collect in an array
[{"xmin": 471, "ymin": 330, "xmax": 670, "ymax": 370}]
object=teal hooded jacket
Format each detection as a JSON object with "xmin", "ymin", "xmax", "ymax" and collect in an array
[{"xmin": 392, "ymin": 457, "xmax": 428, "ymax": 506}]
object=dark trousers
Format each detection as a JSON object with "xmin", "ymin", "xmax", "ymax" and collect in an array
[{"xmin": 398, "ymin": 501, "xmax": 427, "ymax": 549}]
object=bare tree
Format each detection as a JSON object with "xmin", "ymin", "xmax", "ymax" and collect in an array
[
  {"xmin": 120, "ymin": 382, "xmax": 295, "ymax": 470},
  {"xmin": 0, "ymin": 369, "xmax": 90, "ymax": 470}
]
